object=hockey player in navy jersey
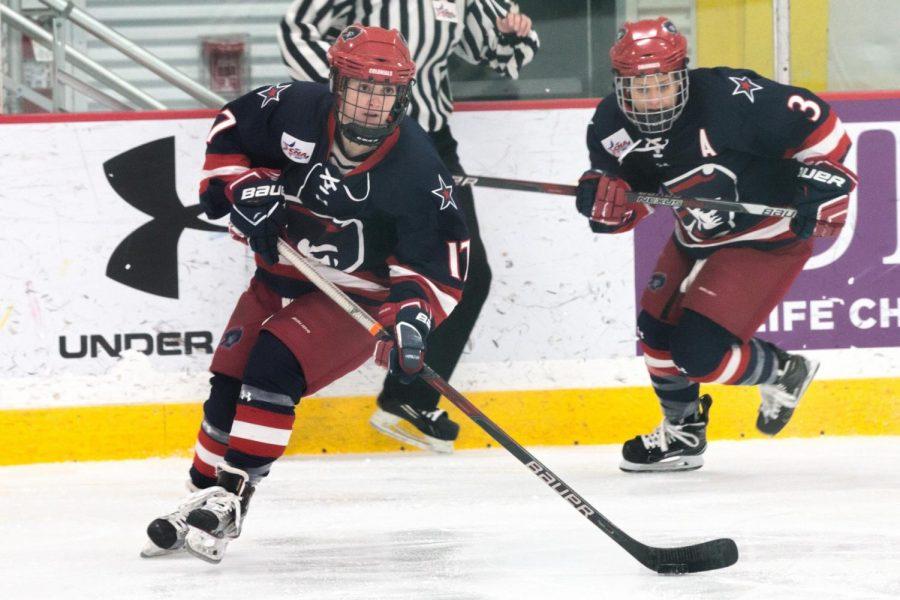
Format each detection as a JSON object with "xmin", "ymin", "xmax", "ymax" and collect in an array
[
  {"xmin": 141, "ymin": 25, "xmax": 468, "ymax": 562},
  {"xmin": 576, "ymin": 18, "xmax": 857, "ymax": 472}
]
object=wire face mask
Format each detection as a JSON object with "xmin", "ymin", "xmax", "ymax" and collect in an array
[
  {"xmin": 334, "ymin": 77, "xmax": 412, "ymax": 146},
  {"xmin": 615, "ymin": 69, "xmax": 689, "ymax": 134}
]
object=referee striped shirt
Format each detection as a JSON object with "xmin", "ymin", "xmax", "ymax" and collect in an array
[{"xmin": 278, "ymin": 0, "xmax": 540, "ymax": 133}]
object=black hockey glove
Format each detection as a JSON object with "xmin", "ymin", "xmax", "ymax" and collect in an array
[
  {"xmin": 791, "ymin": 159, "xmax": 857, "ymax": 239},
  {"xmin": 374, "ymin": 301, "xmax": 433, "ymax": 384},
  {"xmin": 227, "ymin": 168, "xmax": 287, "ymax": 265}
]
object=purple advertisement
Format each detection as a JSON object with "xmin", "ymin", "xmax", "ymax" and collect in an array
[{"xmin": 634, "ymin": 95, "xmax": 900, "ymax": 351}]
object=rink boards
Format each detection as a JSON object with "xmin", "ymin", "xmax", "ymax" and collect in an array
[{"xmin": 0, "ymin": 94, "xmax": 898, "ymax": 465}]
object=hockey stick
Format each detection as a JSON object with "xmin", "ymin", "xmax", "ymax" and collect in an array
[
  {"xmin": 275, "ymin": 238, "xmax": 738, "ymax": 574},
  {"xmin": 452, "ymin": 173, "xmax": 797, "ymax": 218}
]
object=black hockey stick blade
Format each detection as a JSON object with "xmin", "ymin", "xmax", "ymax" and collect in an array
[{"xmin": 637, "ymin": 537, "xmax": 739, "ymax": 574}]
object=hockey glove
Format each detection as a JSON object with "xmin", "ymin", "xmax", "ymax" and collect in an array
[
  {"xmin": 576, "ymin": 169, "xmax": 646, "ymax": 230},
  {"xmin": 791, "ymin": 159, "xmax": 857, "ymax": 239},
  {"xmin": 227, "ymin": 168, "xmax": 286, "ymax": 265},
  {"xmin": 374, "ymin": 301, "xmax": 433, "ymax": 384}
]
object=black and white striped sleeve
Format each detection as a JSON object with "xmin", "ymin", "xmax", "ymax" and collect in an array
[
  {"xmin": 277, "ymin": 0, "xmax": 356, "ymax": 83},
  {"xmin": 454, "ymin": 0, "xmax": 540, "ymax": 79}
]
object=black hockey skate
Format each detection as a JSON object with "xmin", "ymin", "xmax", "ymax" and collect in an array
[
  {"xmin": 184, "ymin": 464, "xmax": 255, "ymax": 564},
  {"xmin": 141, "ymin": 482, "xmax": 223, "ymax": 558},
  {"xmin": 620, "ymin": 395, "xmax": 712, "ymax": 473},
  {"xmin": 757, "ymin": 349, "xmax": 819, "ymax": 436},
  {"xmin": 370, "ymin": 395, "xmax": 460, "ymax": 453}
]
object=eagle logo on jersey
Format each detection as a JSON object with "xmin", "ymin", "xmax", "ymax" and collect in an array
[
  {"xmin": 431, "ymin": 174, "xmax": 457, "ymax": 210},
  {"xmin": 664, "ymin": 164, "xmax": 739, "ymax": 242},
  {"xmin": 257, "ymin": 83, "xmax": 291, "ymax": 108},
  {"xmin": 729, "ymin": 76, "xmax": 763, "ymax": 103},
  {"xmin": 286, "ymin": 210, "xmax": 366, "ymax": 272}
]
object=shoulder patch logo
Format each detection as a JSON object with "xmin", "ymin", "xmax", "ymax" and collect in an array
[
  {"xmin": 220, "ymin": 327, "xmax": 243, "ymax": 349},
  {"xmin": 648, "ymin": 272, "xmax": 667, "ymax": 291},
  {"xmin": 281, "ymin": 132, "xmax": 315, "ymax": 164},
  {"xmin": 431, "ymin": 174, "xmax": 457, "ymax": 211},
  {"xmin": 257, "ymin": 83, "xmax": 291, "ymax": 108},
  {"xmin": 600, "ymin": 128, "xmax": 636, "ymax": 159},
  {"xmin": 729, "ymin": 76, "xmax": 763, "ymax": 103}
]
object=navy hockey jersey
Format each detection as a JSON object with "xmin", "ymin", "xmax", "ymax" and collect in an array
[
  {"xmin": 199, "ymin": 82, "xmax": 469, "ymax": 325},
  {"xmin": 586, "ymin": 67, "xmax": 853, "ymax": 256}
]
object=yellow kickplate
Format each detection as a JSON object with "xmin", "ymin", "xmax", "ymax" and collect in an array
[{"xmin": 1, "ymin": 378, "xmax": 897, "ymax": 466}]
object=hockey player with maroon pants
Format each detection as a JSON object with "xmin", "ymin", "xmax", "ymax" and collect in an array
[
  {"xmin": 576, "ymin": 18, "xmax": 857, "ymax": 472},
  {"xmin": 141, "ymin": 25, "xmax": 468, "ymax": 562}
]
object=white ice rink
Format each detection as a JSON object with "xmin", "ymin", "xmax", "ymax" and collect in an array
[{"xmin": 2, "ymin": 437, "xmax": 899, "ymax": 600}]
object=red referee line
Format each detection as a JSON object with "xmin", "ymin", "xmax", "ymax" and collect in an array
[{"xmin": 1, "ymin": 90, "xmax": 898, "ymax": 124}]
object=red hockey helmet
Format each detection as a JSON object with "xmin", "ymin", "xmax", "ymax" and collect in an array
[
  {"xmin": 328, "ymin": 24, "xmax": 416, "ymax": 146},
  {"xmin": 610, "ymin": 18, "xmax": 689, "ymax": 134}
]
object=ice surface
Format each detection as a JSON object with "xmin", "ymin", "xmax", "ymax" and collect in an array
[{"xmin": 2, "ymin": 437, "xmax": 898, "ymax": 600}]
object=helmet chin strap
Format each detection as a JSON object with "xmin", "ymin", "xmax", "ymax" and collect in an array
[{"xmin": 338, "ymin": 120, "xmax": 392, "ymax": 147}]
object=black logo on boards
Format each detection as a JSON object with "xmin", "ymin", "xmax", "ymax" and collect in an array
[
  {"xmin": 104, "ymin": 137, "xmax": 226, "ymax": 298},
  {"xmin": 59, "ymin": 330, "xmax": 214, "ymax": 359}
]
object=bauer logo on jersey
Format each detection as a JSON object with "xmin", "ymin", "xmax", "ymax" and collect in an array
[
  {"xmin": 601, "ymin": 128, "xmax": 636, "ymax": 159},
  {"xmin": 281, "ymin": 132, "xmax": 315, "ymax": 164}
]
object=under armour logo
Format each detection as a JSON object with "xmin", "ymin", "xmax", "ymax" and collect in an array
[{"xmin": 104, "ymin": 137, "xmax": 226, "ymax": 298}]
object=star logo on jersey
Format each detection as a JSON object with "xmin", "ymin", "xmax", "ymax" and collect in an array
[
  {"xmin": 431, "ymin": 174, "xmax": 457, "ymax": 210},
  {"xmin": 729, "ymin": 76, "xmax": 763, "ymax": 103},
  {"xmin": 257, "ymin": 83, "xmax": 291, "ymax": 108}
]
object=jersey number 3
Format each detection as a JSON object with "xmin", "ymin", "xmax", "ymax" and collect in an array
[{"xmin": 787, "ymin": 95, "xmax": 821, "ymax": 122}]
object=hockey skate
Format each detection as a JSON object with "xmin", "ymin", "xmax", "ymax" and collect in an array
[
  {"xmin": 370, "ymin": 395, "xmax": 460, "ymax": 453},
  {"xmin": 141, "ymin": 482, "xmax": 221, "ymax": 558},
  {"xmin": 620, "ymin": 395, "xmax": 712, "ymax": 473},
  {"xmin": 184, "ymin": 464, "xmax": 255, "ymax": 564},
  {"xmin": 757, "ymin": 350, "xmax": 819, "ymax": 436}
]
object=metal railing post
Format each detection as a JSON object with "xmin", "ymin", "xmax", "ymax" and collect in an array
[{"xmin": 50, "ymin": 15, "xmax": 66, "ymax": 111}]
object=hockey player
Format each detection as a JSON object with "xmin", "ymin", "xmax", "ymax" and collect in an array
[
  {"xmin": 576, "ymin": 18, "xmax": 856, "ymax": 472},
  {"xmin": 141, "ymin": 25, "xmax": 468, "ymax": 562},
  {"xmin": 279, "ymin": 1, "xmax": 539, "ymax": 453}
]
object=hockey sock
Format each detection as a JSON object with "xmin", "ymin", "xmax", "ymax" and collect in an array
[
  {"xmin": 690, "ymin": 338, "xmax": 780, "ymax": 385},
  {"xmin": 190, "ymin": 374, "xmax": 241, "ymax": 488},
  {"xmin": 224, "ymin": 332, "xmax": 307, "ymax": 484}
]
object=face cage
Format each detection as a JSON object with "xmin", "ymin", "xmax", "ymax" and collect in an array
[
  {"xmin": 614, "ymin": 69, "xmax": 689, "ymax": 134},
  {"xmin": 334, "ymin": 75, "xmax": 412, "ymax": 146}
]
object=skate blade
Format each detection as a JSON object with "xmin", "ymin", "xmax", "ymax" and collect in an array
[
  {"xmin": 140, "ymin": 541, "xmax": 186, "ymax": 559},
  {"xmin": 619, "ymin": 454, "xmax": 704, "ymax": 473},
  {"xmin": 185, "ymin": 529, "xmax": 228, "ymax": 564},
  {"xmin": 369, "ymin": 409, "xmax": 454, "ymax": 454}
]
